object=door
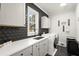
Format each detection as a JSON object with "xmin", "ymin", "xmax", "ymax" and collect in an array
[
  {"xmin": 43, "ymin": 39, "xmax": 48, "ymax": 55},
  {"xmin": 33, "ymin": 43, "xmax": 39, "ymax": 56},
  {"xmin": 11, "ymin": 46, "xmax": 32, "ymax": 56},
  {"xmin": 23, "ymin": 46, "xmax": 33, "ymax": 56},
  {"xmin": 59, "ymin": 25, "xmax": 67, "ymax": 47},
  {"xmin": 48, "ymin": 34, "xmax": 55, "ymax": 55},
  {"xmin": 39, "ymin": 39, "xmax": 48, "ymax": 56},
  {"xmin": 58, "ymin": 17, "xmax": 73, "ymax": 47},
  {"xmin": 57, "ymin": 13, "xmax": 76, "ymax": 47},
  {"xmin": 39, "ymin": 41, "xmax": 45, "ymax": 56}
]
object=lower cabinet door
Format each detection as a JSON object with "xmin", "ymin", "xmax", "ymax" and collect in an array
[
  {"xmin": 39, "ymin": 40, "xmax": 46, "ymax": 56},
  {"xmin": 11, "ymin": 46, "xmax": 32, "ymax": 56},
  {"xmin": 11, "ymin": 51, "xmax": 24, "ymax": 56},
  {"xmin": 43, "ymin": 39, "xmax": 48, "ymax": 56},
  {"xmin": 33, "ymin": 43, "xmax": 39, "ymax": 56},
  {"xmin": 48, "ymin": 35, "xmax": 55, "ymax": 55},
  {"xmin": 39, "ymin": 39, "xmax": 48, "ymax": 56},
  {"xmin": 39, "ymin": 44, "xmax": 44, "ymax": 56},
  {"xmin": 23, "ymin": 46, "xmax": 32, "ymax": 56},
  {"xmin": 11, "ymin": 39, "xmax": 48, "ymax": 56}
]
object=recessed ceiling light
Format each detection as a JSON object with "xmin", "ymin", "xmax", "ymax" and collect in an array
[{"xmin": 60, "ymin": 3, "xmax": 67, "ymax": 7}]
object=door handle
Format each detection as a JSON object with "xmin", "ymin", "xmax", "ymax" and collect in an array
[
  {"xmin": 31, "ymin": 53, "xmax": 33, "ymax": 56},
  {"xmin": 21, "ymin": 53, "xmax": 23, "ymax": 56}
]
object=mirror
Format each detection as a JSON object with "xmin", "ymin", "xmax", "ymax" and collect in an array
[{"xmin": 27, "ymin": 6, "xmax": 39, "ymax": 36}]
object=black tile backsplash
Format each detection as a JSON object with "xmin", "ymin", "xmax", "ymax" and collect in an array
[
  {"xmin": 0, "ymin": 3, "xmax": 49, "ymax": 44},
  {"xmin": 0, "ymin": 27, "xmax": 27, "ymax": 43}
]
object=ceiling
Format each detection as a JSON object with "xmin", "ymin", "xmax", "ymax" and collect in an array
[{"xmin": 35, "ymin": 3, "xmax": 77, "ymax": 16}]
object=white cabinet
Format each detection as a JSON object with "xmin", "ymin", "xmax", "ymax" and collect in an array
[
  {"xmin": 43, "ymin": 39, "xmax": 48, "ymax": 55},
  {"xmin": 41, "ymin": 16, "xmax": 50, "ymax": 28},
  {"xmin": 11, "ymin": 39, "xmax": 49, "ymax": 56},
  {"xmin": 23, "ymin": 46, "xmax": 33, "ymax": 56},
  {"xmin": 39, "ymin": 39, "xmax": 48, "ymax": 56},
  {"xmin": 0, "ymin": 3, "xmax": 25, "ymax": 27},
  {"xmin": 39, "ymin": 41, "xmax": 45, "ymax": 56},
  {"xmin": 33, "ymin": 38, "xmax": 48, "ymax": 56},
  {"xmin": 11, "ymin": 46, "xmax": 32, "ymax": 56},
  {"xmin": 33, "ymin": 43, "xmax": 39, "ymax": 56},
  {"xmin": 11, "ymin": 50, "xmax": 24, "ymax": 56},
  {"xmin": 48, "ymin": 34, "xmax": 55, "ymax": 55}
]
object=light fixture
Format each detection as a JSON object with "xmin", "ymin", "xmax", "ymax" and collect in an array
[{"xmin": 60, "ymin": 3, "xmax": 67, "ymax": 7}]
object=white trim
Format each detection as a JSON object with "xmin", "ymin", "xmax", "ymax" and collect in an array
[
  {"xmin": 52, "ymin": 49, "xmax": 57, "ymax": 56},
  {"xmin": 34, "ymin": 3, "xmax": 49, "ymax": 16}
]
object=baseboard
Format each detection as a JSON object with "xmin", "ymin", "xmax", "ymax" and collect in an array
[{"xmin": 52, "ymin": 49, "xmax": 57, "ymax": 56}]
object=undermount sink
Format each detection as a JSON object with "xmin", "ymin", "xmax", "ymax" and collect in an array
[{"xmin": 34, "ymin": 36, "xmax": 44, "ymax": 40}]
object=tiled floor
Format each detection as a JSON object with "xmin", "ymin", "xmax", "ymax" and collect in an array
[
  {"xmin": 55, "ymin": 45, "xmax": 68, "ymax": 56},
  {"xmin": 46, "ymin": 45, "xmax": 68, "ymax": 56}
]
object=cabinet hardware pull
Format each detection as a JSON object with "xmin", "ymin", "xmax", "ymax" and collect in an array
[
  {"xmin": 21, "ymin": 53, "xmax": 23, "ymax": 56},
  {"xmin": 38, "ymin": 48, "xmax": 39, "ymax": 50},
  {"xmin": 31, "ymin": 53, "xmax": 33, "ymax": 55}
]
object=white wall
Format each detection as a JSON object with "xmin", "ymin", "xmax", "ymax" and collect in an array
[{"xmin": 49, "ymin": 11, "xmax": 76, "ymax": 47}]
